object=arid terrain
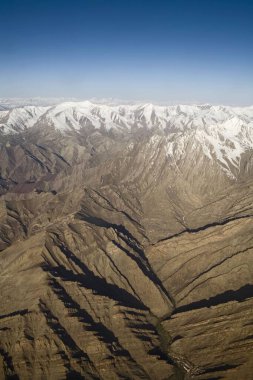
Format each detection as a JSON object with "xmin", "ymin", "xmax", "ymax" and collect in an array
[{"xmin": 0, "ymin": 102, "xmax": 253, "ymax": 379}]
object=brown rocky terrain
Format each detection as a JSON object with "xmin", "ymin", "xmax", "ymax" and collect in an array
[{"xmin": 0, "ymin": 102, "xmax": 253, "ymax": 379}]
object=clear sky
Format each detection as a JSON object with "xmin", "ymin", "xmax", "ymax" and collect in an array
[{"xmin": 0, "ymin": 0, "xmax": 253, "ymax": 105}]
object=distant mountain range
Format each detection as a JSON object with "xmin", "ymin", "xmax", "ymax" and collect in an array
[{"xmin": 1, "ymin": 101, "xmax": 253, "ymax": 178}]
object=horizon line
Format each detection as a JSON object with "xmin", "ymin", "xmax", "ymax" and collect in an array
[{"xmin": 0, "ymin": 97, "xmax": 252, "ymax": 108}]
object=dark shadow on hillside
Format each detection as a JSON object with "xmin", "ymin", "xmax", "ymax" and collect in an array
[{"xmin": 174, "ymin": 284, "xmax": 253, "ymax": 314}]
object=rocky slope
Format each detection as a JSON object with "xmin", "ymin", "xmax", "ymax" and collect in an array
[{"xmin": 0, "ymin": 101, "xmax": 253, "ymax": 379}]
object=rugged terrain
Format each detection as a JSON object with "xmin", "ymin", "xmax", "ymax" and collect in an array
[{"xmin": 0, "ymin": 101, "xmax": 253, "ymax": 379}]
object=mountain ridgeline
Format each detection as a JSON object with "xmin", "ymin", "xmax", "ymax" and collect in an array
[{"xmin": 0, "ymin": 101, "xmax": 253, "ymax": 380}]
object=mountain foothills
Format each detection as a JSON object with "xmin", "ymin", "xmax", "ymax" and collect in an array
[{"xmin": 0, "ymin": 101, "xmax": 253, "ymax": 380}]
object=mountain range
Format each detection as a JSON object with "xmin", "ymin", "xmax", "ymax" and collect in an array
[{"xmin": 0, "ymin": 101, "xmax": 253, "ymax": 380}]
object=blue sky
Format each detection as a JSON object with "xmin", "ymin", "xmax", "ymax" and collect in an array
[{"xmin": 0, "ymin": 0, "xmax": 253, "ymax": 104}]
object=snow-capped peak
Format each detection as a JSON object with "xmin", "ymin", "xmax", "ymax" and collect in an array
[{"xmin": 0, "ymin": 101, "xmax": 253, "ymax": 178}]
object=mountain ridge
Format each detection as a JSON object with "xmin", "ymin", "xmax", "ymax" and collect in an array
[{"xmin": 1, "ymin": 101, "xmax": 253, "ymax": 180}]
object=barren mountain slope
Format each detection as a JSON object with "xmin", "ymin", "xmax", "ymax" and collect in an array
[{"xmin": 0, "ymin": 102, "xmax": 253, "ymax": 380}]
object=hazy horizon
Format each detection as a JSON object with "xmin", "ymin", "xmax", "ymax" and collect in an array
[
  {"xmin": 1, "ymin": 97, "xmax": 253, "ymax": 108},
  {"xmin": 1, "ymin": 0, "xmax": 253, "ymax": 105}
]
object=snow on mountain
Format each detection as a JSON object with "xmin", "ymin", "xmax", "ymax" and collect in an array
[
  {"xmin": 0, "ymin": 106, "xmax": 50, "ymax": 134},
  {"xmin": 0, "ymin": 101, "xmax": 253, "ymax": 178},
  {"xmin": 43, "ymin": 101, "xmax": 133, "ymax": 131}
]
